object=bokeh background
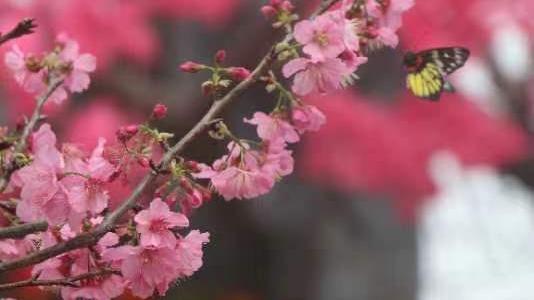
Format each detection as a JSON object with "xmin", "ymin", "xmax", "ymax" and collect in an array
[{"xmin": 1, "ymin": 0, "xmax": 534, "ymax": 299}]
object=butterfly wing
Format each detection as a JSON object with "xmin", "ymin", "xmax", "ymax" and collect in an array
[
  {"xmin": 421, "ymin": 47, "xmax": 470, "ymax": 75},
  {"xmin": 405, "ymin": 47, "xmax": 469, "ymax": 100},
  {"xmin": 406, "ymin": 61, "xmax": 444, "ymax": 100}
]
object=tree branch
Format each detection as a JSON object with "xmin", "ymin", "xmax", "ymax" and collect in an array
[
  {"xmin": 0, "ymin": 77, "xmax": 64, "ymax": 193},
  {"xmin": 0, "ymin": 269, "xmax": 119, "ymax": 291},
  {"xmin": 0, "ymin": 221, "xmax": 48, "ymax": 240},
  {"xmin": 0, "ymin": 19, "xmax": 37, "ymax": 47},
  {"xmin": 0, "ymin": 0, "xmax": 341, "ymax": 274}
]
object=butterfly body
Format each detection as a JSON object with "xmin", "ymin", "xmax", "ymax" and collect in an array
[{"xmin": 404, "ymin": 47, "xmax": 470, "ymax": 101}]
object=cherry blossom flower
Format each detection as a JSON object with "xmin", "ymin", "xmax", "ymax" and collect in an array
[
  {"xmin": 0, "ymin": 238, "xmax": 32, "ymax": 261},
  {"xmin": 32, "ymin": 257, "xmax": 64, "ymax": 281},
  {"xmin": 61, "ymin": 274, "xmax": 125, "ymax": 300},
  {"xmin": 4, "ymin": 35, "xmax": 96, "ymax": 104},
  {"xmin": 62, "ymin": 138, "xmax": 115, "ymax": 216},
  {"xmin": 102, "ymin": 245, "xmax": 181, "ymax": 298},
  {"xmin": 291, "ymin": 104, "xmax": 326, "ymax": 133},
  {"xmin": 57, "ymin": 34, "xmax": 96, "ymax": 93},
  {"xmin": 282, "ymin": 57, "xmax": 351, "ymax": 96},
  {"xmin": 134, "ymin": 198, "xmax": 189, "ymax": 248},
  {"xmin": 60, "ymin": 248, "xmax": 126, "ymax": 300},
  {"xmin": 11, "ymin": 124, "xmax": 71, "ymax": 225},
  {"xmin": 176, "ymin": 230, "xmax": 210, "ymax": 277},
  {"xmin": 244, "ymin": 112, "xmax": 299, "ymax": 143},
  {"xmin": 4, "ymin": 45, "xmax": 43, "ymax": 92},
  {"xmin": 195, "ymin": 142, "xmax": 275, "ymax": 200},
  {"xmin": 367, "ymin": 0, "xmax": 414, "ymax": 48},
  {"xmin": 177, "ymin": 187, "xmax": 205, "ymax": 216},
  {"xmin": 294, "ymin": 14, "xmax": 345, "ymax": 61},
  {"xmin": 261, "ymin": 141, "xmax": 294, "ymax": 178}
]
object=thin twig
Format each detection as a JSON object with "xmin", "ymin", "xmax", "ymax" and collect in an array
[
  {"xmin": 0, "ymin": 221, "xmax": 48, "ymax": 240},
  {"xmin": 0, "ymin": 269, "xmax": 119, "ymax": 291},
  {"xmin": 0, "ymin": 18, "xmax": 37, "ymax": 46},
  {"xmin": 0, "ymin": 0, "xmax": 341, "ymax": 274},
  {"xmin": 0, "ymin": 78, "xmax": 64, "ymax": 193}
]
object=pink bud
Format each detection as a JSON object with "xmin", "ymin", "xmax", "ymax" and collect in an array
[
  {"xmin": 261, "ymin": 5, "xmax": 277, "ymax": 18},
  {"xmin": 215, "ymin": 49, "xmax": 226, "ymax": 64},
  {"xmin": 125, "ymin": 124, "xmax": 139, "ymax": 135},
  {"xmin": 270, "ymin": 0, "xmax": 283, "ymax": 7},
  {"xmin": 116, "ymin": 124, "xmax": 139, "ymax": 142},
  {"xmin": 179, "ymin": 177, "xmax": 194, "ymax": 193},
  {"xmin": 185, "ymin": 160, "xmax": 200, "ymax": 172},
  {"xmin": 179, "ymin": 61, "xmax": 204, "ymax": 73},
  {"xmin": 280, "ymin": 1, "xmax": 294, "ymax": 11},
  {"xmin": 152, "ymin": 103, "xmax": 168, "ymax": 119},
  {"xmin": 227, "ymin": 67, "xmax": 251, "ymax": 81}
]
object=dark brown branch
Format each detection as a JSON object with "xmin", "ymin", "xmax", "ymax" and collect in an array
[
  {"xmin": 0, "ymin": 19, "xmax": 37, "ymax": 46},
  {"xmin": 0, "ymin": 269, "xmax": 119, "ymax": 291},
  {"xmin": 0, "ymin": 221, "xmax": 48, "ymax": 240},
  {"xmin": 0, "ymin": 0, "xmax": 341, "ymax": 274}
]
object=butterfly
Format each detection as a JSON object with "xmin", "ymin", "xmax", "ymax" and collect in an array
[{"xmin": 403, "ymin": 47, "xmax": 470, "ymax": 101}]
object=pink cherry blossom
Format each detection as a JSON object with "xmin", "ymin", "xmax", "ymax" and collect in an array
[
  {"xmin": 11, "ymin": 124, "xmax": 72, "ymax": 225},
  {"xmin": 32, "ymin": 257, "xmax": 64, "ymax": 281},
  {"xmin": 367, "ymin": 0, "xmax": 414, "ymax": 31},
  {"xmin": 325, "ymin": 7, "xmax": 360, "ymax": 53},
  {"xmin": 62, "ymin": 138, "xmax": 115, "ymax": 216},
  {"xmin": 261, "ymin": 141, "xmax": 294, "ymax": 178},
  {"xmin": 61, "ymin": 274, "xmax": 125, "ymax": 300},
  {"xmin": 291, "ymin": 104, "xmax": 327, "ymax": 133},
  {"xmin": 244, "ymin": 112, "xmax": 299, "ymax": 143},
  {"xmin": 196, "ymin": 142, "xmax": 275, "ymax": 200},
  {"xmin": 177, "ymin": 188, "xmax": 205, "ymax": 216},
  {"xmin": 366, "ymin": 0, "xmax": 414, "ymax": 48},
  {"xmin": 176, "ymin": 230, "xmax": 210, "ymax": 277},
  {"xmin": 4, "ymin": 45, "xmax": 42, "ymax": 92},
  {"xmin": 57, "ymin": 33, "xmax": 96, "ymax": 93},
  {"xmin": 282, "ymin": 57, "xmax": 351, "ymax": 96},
  {"xmin": 31, "ymin": 123, "xmax": 64, "ymax": 171},
  {"xmin": 102, "ymin": 245, "xmax": 181, "ymax": 298},
  {"xmin": 60, "ymin": 248, "xmax": 126, "ymax": 300},
  {"xmin": 134, "ymin": 198, "xmax": 189, "ymax": 248},
  {"xmin": 294, "ymin": 14, "xmax": 345, "ymax": 61},
  {"xmin": 4, "ymin": 35, "xmax": 96, "ymax": 104},
  {"xmin": 0, "ymin": 238, "xmax": 32, "ymax": 261}
]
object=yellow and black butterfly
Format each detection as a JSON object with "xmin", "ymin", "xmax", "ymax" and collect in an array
[{"xmin": 403, "ymin": 47, "xmax": 470, "ymax": 101}]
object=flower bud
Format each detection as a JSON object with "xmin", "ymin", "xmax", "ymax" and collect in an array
[
  {"xmin": 179, "ymin": 61, "xmax": 204, "ymax": 73},
  {"xmin": 214, "ymin": 49, "xmax": 226, "ymax": 64},
  {"xmin": 151, "ymin": 103, "xmax": 168, "ymax": 120},
  {"xmin": 280, "ymin": 1, "xmax": 294, "ymax": 11},
  {"xmin": 116, "ymin": 124, "xmax": 139, "ymax": 142},
  {"xmin": 227, "ymin": 67, "xmax": 251, "ymax": 82},
  {"xmin": 261, "ymin": 5, "xmax": 277, "ymax": 18},
  {"xmin": 125, "ymin": 124, "xmax": 139, "ymax": 135},
  {"xmin": 179, "ymin": 177, "xmax": 194, "ymax": 193},
  {"xmin": 185, "ymin": 160, "xmax": 200, "ymax": 172}
]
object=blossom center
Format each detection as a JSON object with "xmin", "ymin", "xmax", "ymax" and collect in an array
[
  {"xmin": 149, "ymin": 218, "xmax": 168, "ymax": 232},
  {"xmin": 314, "ymin": 32, "xmax": 329, "ymax": 47}
]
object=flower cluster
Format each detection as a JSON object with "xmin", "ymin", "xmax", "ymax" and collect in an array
[
  {"xmin": 5, "ymin": 34, "xmax": 96, "ymax": 104},
  {"xmin": 282, "ymin": 0, "xmax": 413, "ymax": 96},
  {"xmin": 2, "ymin": 122, "xmax": 209, "ymax": 299},
  {"xmin": 195, "ymin": 105, "xmax": 325, "ymax": 201},
  {"xmin": 0, "ymin": 0, "xmax": 418, "ymax": 299}
]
